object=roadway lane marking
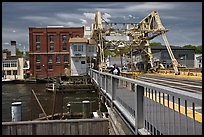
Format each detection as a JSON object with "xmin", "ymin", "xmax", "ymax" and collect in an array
[
  {"xmin": 139, "ymin": 76, "xmax": 202, "ymax": 89},
  {"xmin": 145, "ymin": 91, "xmax": 202, "ymax": 123}
]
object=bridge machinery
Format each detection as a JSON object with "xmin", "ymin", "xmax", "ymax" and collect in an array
[{"xmin": 91, "ymin": 10, "xmax": 181, "ymax": 75}]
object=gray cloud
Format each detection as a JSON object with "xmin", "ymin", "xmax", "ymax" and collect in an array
[{"xmin": 2, "ymin": 2, "xmax": 202, "ymax": 51}]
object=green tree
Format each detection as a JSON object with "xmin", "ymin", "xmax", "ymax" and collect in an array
[
  {"xmin": 2, "ymin": 49, "xmax": 11, "ymax": 56},
  {"xmin": 150, "ymin": 42, "xmax": 162, "ymax": 46},
  {"xmin": 16, "ymin": 48, "xmax": 23, "ymax": 57},
  {"xmin": 183, "ymin": 45, "xmax": 202, "ymax": 54}
]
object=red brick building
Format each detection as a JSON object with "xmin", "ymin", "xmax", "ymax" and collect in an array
[{"xmin": 29, "ymin": 27, "xmax": 84, "ymax": 78}]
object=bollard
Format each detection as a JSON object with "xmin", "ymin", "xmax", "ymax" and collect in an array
[
  {"xmin": 11, "ymin": 102, "xmax": 22, "ymax": 122},
  {"xmin": 82, "ymin": 101, "xmax": 91, "ymax": 118},
  {"xmin": 67, "ymin": 103, "xmax": 71, "ymax": 114}
]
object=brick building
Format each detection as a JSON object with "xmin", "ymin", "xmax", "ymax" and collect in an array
[{"xmin": 29, "ymin": 27, "xmax": 84, "ymax": 78}]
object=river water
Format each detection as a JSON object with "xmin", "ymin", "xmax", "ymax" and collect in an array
[{"xmin": 2, "ymin": 83, "xmax": 104, "ymax": 122}]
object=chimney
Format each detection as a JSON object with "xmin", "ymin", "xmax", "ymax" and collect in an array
[
  {"xmin": 3, "ymin": 53, "xmax": 7, "ymax": 59},
  {"xmin": 11, "ymin": 41, "xmax": 16, "ymax": 56}
]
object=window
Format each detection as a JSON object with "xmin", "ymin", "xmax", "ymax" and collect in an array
[
  {"xmin": 73, "ymin": 44, "xmax": 83, "ymax": 52},
  {"xmin": 36, "ymin": 65, "xmax": 41, "ymax": 70},
  {"xmin": 11, "ymin": 61, "xmax": 17, "ymax": 67},
  {"xmin": 64, "ymin": 55, "xmax": 68, "ymax": 62},
  {"xmin": 69, "ymin": 33, "xmax": 73, "ymax": 38},
  {"xmin": 88, "ymin": 46, "xmax": 95, "ymax": 52},
  {"xmin": 7, "ymin": 70, "xmax": 11, "ymax": 75},
  {"xmin": 36, "ymin": 55, "xmax": 40, "ymax": 62},
  {"xmin": 81, "ymin": 61, "xmax": 85, "ymax": 64},
  {"xmin": 36, "ymin": 35, "xmax": 40, "ymax": 42},
  {"xmin": 62, "ymin": 43, "xmax": 66, "ymax": 50},
  {"xmin": 78, "ymin": 45, "xmax": 83, "ymax": 52},
  {"xmin": 62, "ymin": 35, "xmax": 66, "ymax": 42},
  {"xmin": 199, "ymin": 60, "xmax": 202, "ymax": 63},
  {"xmin": 48, "ymin": 55, "xmax": 52, "ymax": 62},
  {"xmin": 50, "ymin": 35, "xmax": 54, "ymax": 42},
  {"xmin": 3, "ymin": 62, "xmax": 11, "ymax": 68},
  {"xmin": 50, "ymin": 43, "xmax": 54, "ymax": 51},
  {"xmin": 56, "ymin": 55, "xmax": 60, "ymax": 63},
  {"xmin": 36, "ymin": 43, "xmax": 40, "ymax": 51},
  {"xmin": 76, "ymin": 34, "xmax": 80, "ymax": 38},
  {"xmin": 13, "ymin": 70, "xmax": 17, "ymax": 75},
  {"xmin": 48, "ymin": 65, "xmax": 53, "ymax": 70}
]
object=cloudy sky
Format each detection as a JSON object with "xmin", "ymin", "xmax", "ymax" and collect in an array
[{"xmin": 2, "ymin": 2, "xmax": 202, "ymax": 51}]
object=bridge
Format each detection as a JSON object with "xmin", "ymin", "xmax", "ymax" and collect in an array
[{"xmin": 89, "ymin": 69, "xmax": 202, "ymax": 135}]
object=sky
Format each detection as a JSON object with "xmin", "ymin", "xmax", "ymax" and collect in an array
[{"xmin": 2, "ymin": 2, "xmax": 202, "ymax": 51}]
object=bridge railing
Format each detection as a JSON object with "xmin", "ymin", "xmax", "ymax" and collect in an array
[{"xmin": 89, "ymin": 69, "xmax": 202, "ymax": 135}]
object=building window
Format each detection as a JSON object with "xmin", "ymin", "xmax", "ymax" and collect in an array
[
  {"xmin": 62, "ymin": 35, "xmax": 66, "ymax": 42},
  {"xmin": 50, "ymin": 43, "xmax": 54, "ymax": 51},
  {"xmin": 36, "ymin": 35, "xmax": 40, "ymax": 42},
  {"xmin": 13, "ymin": 70, "xmax": 17, "ymax": 75},
  {"xmin": 74, "ymin": 44, "xmax": 83, "ymax": 52},
  {"xmin": 56, "ymin": 55, "xmax": 60, "ymax": 63},
  {"xmin": 11, "ymin": 61, "xmax": 17, "ymax": 67},
  {"xmin": 48, "ymin": 65, "xmax": 53, "ymax": 70},
  {"xmin": 3, "ymin": 62, "xmax": 10, "ymax": 67},
  {"xmin": 69, "ymin": 33, "xmax": 73, "ymax": 38},
  {"xmin": 36, "ymin": 43, "xmax": 40, "ymax": 51},
  {"xmin": 76, "ymin": 34, "xmax": 81, "ymax": 38},
  {"xmin": 48, "ymin": 55, "xmax": 52, "ymax": 62},
  {"xmin": 50, "ymin": 35, "xmax": 54, "ymax": 42},
  {"xmin": 36, "ymin": 65, "xmax": 41, "ymax": 70},
  {"xmin": 7, "ymin": 70, "xmax": 11, "ymax": 75},
  {"xmin": 62, "ymin": 43, "xmax": 66, "ymax": 50},
  {"xmin": 81, "ymin": 61, "xmax": 85, "ymax": 64},
  {"xmin": 64, "ymin": 55, "xmax": 68, "ymax": 62},
  {"xmin": 36, "ymin": 55, "xmax": 40, "ymax": 62},
  {"xmin": 88, "ymin": 46, "xmax": 95, "ymax": 52},
  {"xmin": 199, "ymin": 59, "xmax": 202, "ymax": 63}
]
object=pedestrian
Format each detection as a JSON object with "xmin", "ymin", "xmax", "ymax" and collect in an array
[{"xmin": 110, "ymin": 64, "xmax": 120, "ymax": 75}]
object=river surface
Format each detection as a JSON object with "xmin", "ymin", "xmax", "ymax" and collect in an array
[{"xmin": 2, "ymin": 83, "xmax": 104, "ymax": 122}]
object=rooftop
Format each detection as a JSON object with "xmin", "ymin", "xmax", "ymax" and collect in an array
[{"xmin": 69, "ymin": 38, "xmax": 88, "ymax": 43}]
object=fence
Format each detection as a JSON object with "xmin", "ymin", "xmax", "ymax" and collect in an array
[
  {"xmin": 2, "ymin": 118, "xmax": 109, "ymax": 135},
  {"xmin": 89, "ymin": 69, "xmax": 202, "ymax": 135}
]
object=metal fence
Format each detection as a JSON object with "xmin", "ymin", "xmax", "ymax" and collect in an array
[{"xmin": 89, "ymin": 69, "xmax": 202, "ymax": 135}]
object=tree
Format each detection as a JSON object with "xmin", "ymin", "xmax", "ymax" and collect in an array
[
  {"xmin": 150, "ymin": 42, "xmax": 162, "ymax": 46},
  {"xmin": 2, "ymin": 49, "xmax": 11, "ymax": 56},
  {"xmin": 183, "ymin": 45, "xmax": 202, "ymax": 54},
  {"xmin": 16, "ymin": 48, "xmax": 23, "ymax": 57}
]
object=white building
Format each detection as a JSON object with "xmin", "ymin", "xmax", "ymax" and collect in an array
[
  {"xmin": 2, "ymin": 55, "xmax": 24, "ymax": 80},
  {"xmin": 194, "ymin": 54, "xmax": 202, "ymax": 68},
  {"xmin": 69, "ymin": 38, "xmax": 96, "ymax": 76}
]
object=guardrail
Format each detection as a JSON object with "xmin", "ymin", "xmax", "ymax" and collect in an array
[{"xmin": 89, "ymin": 69, "xmax": 202, "ymax": 135}]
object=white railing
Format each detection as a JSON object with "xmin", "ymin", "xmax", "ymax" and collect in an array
[{"xmin": 89, "ymin": 69, "xmax": 202, "ymax": 135}]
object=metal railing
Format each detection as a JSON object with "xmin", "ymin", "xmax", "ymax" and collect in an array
[{"xmin": 89, "ymin": 69, "xmax": 202, "ymax": 135}]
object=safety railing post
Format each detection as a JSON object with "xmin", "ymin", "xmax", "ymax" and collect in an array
[
  {"xmin": 111, "ymin": 76, "xmax": 116, "ymax": 108},
  {"xmin": 135, "ymin": 84, "xmax": 144, "ymax": 135}
]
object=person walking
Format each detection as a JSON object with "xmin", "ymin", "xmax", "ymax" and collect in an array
[{"xmin": 110, "ymin": 64, "xmax": 120, "ymax": 75}]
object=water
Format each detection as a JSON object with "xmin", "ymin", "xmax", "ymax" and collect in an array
[{"xmin": 2, "ymin": 83, "xmax": 105, "ymax": 122}]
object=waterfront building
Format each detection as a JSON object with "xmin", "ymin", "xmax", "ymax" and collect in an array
[
  {"xmin": 69, "ymin": 38, "xmax": 96, "ymax": 76},
  {"xmin": 2, "ymin": 53, "xmax": 24, "ymax": 80},
  {"xmin": 29, "ymin": 26, "xmax": 84, "ymax": 78},
  {"xmin": 133, "ymin": 45, "xmax": 195, "ymax": 70},
  {"xmin": 194, "ymin": 54, "xmax": 202, "ymax": 68}
]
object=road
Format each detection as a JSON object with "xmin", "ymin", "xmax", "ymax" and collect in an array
[{"xmin": 136, "ymin": 74, "xmax": 202, "ymax": 94}]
